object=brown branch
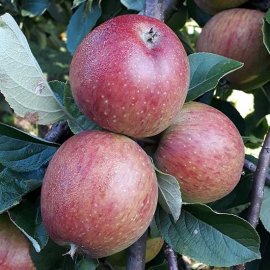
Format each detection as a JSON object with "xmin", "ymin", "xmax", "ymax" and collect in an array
[
  {"xmin": 244, "ymin": 159, "xmax": 270, "ymax": 186},
  {"xmin": 234, "ymin": 129, "xmax": 270, "ymax": 270},
  {"xmin": 164, "ymin": 243, "xmax": 179, "ymax": 270},
  {"xmin": 144, "ymin": 0, "xmax": 178, "ymax": 21},
  {"xmin": 247, "ymin": 129, "xmax": 270, "ymax": 227},
  {"xmin": 44, "ymin": 121, "xmax": 72, "ymax": 143},
  {"xmin": 248, "ymin": 0, "xmax": 270, "ymax": 11},
  {"xmin": 126, "ymin": 230, "xmax": 148, "ymax": 270}
]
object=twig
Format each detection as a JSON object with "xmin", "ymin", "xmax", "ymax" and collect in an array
[
  {"xmin": 234, "ymin": 129, "xmax": 270, "ymax": 270},
  {"xmin": 44, "ymin": 121, "xmax": 72, "ymax": 143},
  {"xmin": 244, "ymin": 159, "xmax": 270, "ymax": 186},
  {"xmin": 247, "ymin": 129, "xmax": 270, "ymax": 227},
  {"xmin": 164, "ymin": 243, "xmax": 179, "ymax": 270},
  {"xmin": 144, "ymin": 0, "xmax": 178, "ymax": 21},
  {"xmin": 127, "ymin": 231, "xmax": 148, "ymax": 270},
  {"xmin": 248, "ymin": 0, "xmax": 270, "ymax": 11}
]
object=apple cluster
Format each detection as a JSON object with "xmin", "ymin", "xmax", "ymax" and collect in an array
[
  {"xmin": 40, "ymin": 12, "xmax": 245, "ymax": 259},
  {"xmin": 195, "ymin": 0, "xmax": 270, "ymax": 88}
]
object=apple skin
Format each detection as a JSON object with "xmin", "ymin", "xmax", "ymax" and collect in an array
[
  {"xmin": 0, "ymin": 214, "xmax": 35, "ymax": 270},
  {"xmin": 41, "ymin": 130, "xmax": 158, "ymax": 258},
  {"xmin": 154, "ymin": 102, "xmax": 245, "ymax": 203},
  {"xmin": 194, "ymin": 0, "xmax": 247, "ymax": 14},
  {"xmin": 69, "ymin": 14, "xmax": 190, "ymax": 138},
  {"xmin": 197, "ymin": 8, "xmax": 270, "ymax": 88}
]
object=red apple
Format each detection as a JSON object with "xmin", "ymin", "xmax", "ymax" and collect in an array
[
  {"xmin": 0, "ymin": 214, "xmax": 35, "ymax": 270},
  {"xmin": 194, "ymin": 0, "xmax": 247, "ymax": 14},
  {"xmin": 41, "ymin": 130, "xmax": 158, "ymax": 258},
  {"xmin": 69, "ymin": 14, "xmax": 190, "ymax": 138},
  {"xmin": 197, "ymin": 8, "xmax": 270, "ymax": 88},
  {"xmin": 154, "ymin": 102, "xmax": 245, "ymax": 203}
]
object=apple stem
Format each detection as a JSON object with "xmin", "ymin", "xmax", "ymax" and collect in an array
[
  {"xmin": 244, "ymin": 159, "xmax": 270, "ymax": 186},
  {"xmin": 126, "ymin": 230, "xmax": 148, "ymax": 270},
  {"xmin": 234, "ymin": 128, "xmax": 270, "ymax": 270},
  {"xmin": 163, "ymin": 243, "xmax": 179, "ymax": 270}
]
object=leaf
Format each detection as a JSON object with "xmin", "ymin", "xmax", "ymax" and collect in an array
[
  {"xmin": 260, "ymin": 186, "xmax": 270, "ymax": 233},
  {"xmin": 67, "ymin": 0, "xmax": 102, "ymax": 54},
  {"xmin": 120, "ymin": 0, "xmax": 145, "ymax": 11},
  {"xmin": 0, "ymin": 122, "xmax": 58, "ymax": 146},
  {"xmin": 8, "ymin": 199, "xmax": 49, "ymax": 252},
  {"xmin": 187, "ymin": 53, "xmax": 243, "ymax": 102},
  {"xmin": 75, "ymin": 258, "xmax": 98, "ymax": 270},
  {"xmin": 0, "ymin": 13, "xmax": 66, "ymax": 124},
  {"xmin": 64, "ymin": 83, "xmax": 100, "ymax": 134},
  {"xmin": 31, "ymin": 239, "xmax": 74, "ymax": 270},
  {"xmin": 0, "ymin": 166, "xmax": 44, "ymax": 213},
  {"xmin": 0, "ymin": 131, "xmax": 57, "ymax": 172},
  {"xmin": 156, "ymin": 204, "xmax": 261, "ymax": 267},
  {"xmin": 21, "ymin": 0, "xmax": 49, "ymax": 17},
  {"xmin": 263, "ymin": 9, "xmax": 270, "ymax": 54},
  {"xmin": 148, "ymin": 262, "xmax": 168, "ymax": 270},
  {"xmin": 155, "ymin": 168, "xmax": 182, "ymax": 222},
  {"xmin": 72, "ymin": 0, "xmax": 88, "ymax": 9}
]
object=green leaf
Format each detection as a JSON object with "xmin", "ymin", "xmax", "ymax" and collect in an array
[
  {"xmin": 75, "ymin": 258, "xmax": 98, "ymax": 269},
  {"xmin": 0, "ymin": 131, "xmax": 57, "ymax": 172},
  {"xmin": 21, "ymin": 0, "xmax": 49, "ymax": 17},
  {"xmin": 187, "ymin": 53, "xmax": 243, "ymax": 102},
  {"xmin": 155, "ymin": 168, "xmax": 182, "ymax": 222},
  {"xmin": 156, "ymin": 204, "xmax": 261, "ymax": 267},
  {"xmin": 260, "ymin": 186, "xmax": 270, "ymax": 233},
  {"xmin": 0, "ymin": 166, "xmax": 44, "ymax": 213},
  {"xmin": 0, "ymin": 122, "xmax": 58, "ymax": 146},
  {"xmin": 0, "ymin": 13, "xmax": 66, "ymax": 125},
  {"xmin": 72, "ymin": 0, "xmax": 88, "ymax": 9},
  {"xmin": 120, "ymin": 0, "xmax": 145, "ymax": 11},
  {"xmin": 64, "ymin": 83, "xmax": 100, "ymax": 134},
  {"xmin": 67, "ymin": 0, "xmax": 102, "ymax": 54},
  {"xmin": 263, "ymin": 9, "xmax": 270, "ymax": 54},
  {"xmin": 8, "ymin": 199, "xmax": 49, "ymax": 252},
  {"xmin": 31, "ymin": 239, "xmax": 74, "ymax": 270}
]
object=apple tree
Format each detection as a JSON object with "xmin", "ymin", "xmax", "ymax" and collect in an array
[{"xmin": 0, "ymin": 0, "xmax": 270, "ymax": 269}]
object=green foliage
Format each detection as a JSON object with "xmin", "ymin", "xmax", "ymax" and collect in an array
[
  {"xmin": 187, "ymin": 53, "xmax": 243, "ymax": 101},
  {"xmin": 155, "ymin": 167, "xmax": 182, "ymax": 222},
  {"xmin": 0, "ymin": 1, "xmax": 269, "ymax": 269},
  {"xmin": 156, "ymin": 205, "xmax": 261, "ymax": 266}
]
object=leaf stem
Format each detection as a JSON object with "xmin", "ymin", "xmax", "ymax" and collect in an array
[
  {"xmin": 163, "ymin": 243, "xmax": 179, "ymax": 270},
  {"xmin": 127, "ymin": 230, "xmax": 148, "ymax": 270}
]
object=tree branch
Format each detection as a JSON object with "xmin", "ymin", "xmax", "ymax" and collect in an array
[
  {"xmin": 247, "ymin": 129, "xmax": 270, "ymax": 227},
  {"xmin": 127, "ymin": 231, "xmax": 148, "ymax": 270},
  {"xmin": 248, "ymin": 0, "xmax": 270, "ymax": 11},
  {"xmin": 164, "ymin": 243, "xmax": 179, "ymax": 270},
  {"xmin": 244, "ymin": 159, "xmax": 270, "ymax": 186},
  {"xmin": 144, "ymin": 0, "xmax": 178, "ymax": 21},
  {"xmin": 44, "ymin": 121, "xmax": 72, "ymax": 143},
  {"xmin": 234, "ymin": 129, "xmax": 270, "ymax": 270}
]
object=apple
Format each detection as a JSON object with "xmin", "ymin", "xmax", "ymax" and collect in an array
[
  {"xmin": 196, "ymin": 8, "xmax": 270, "ymax": 88},
  {"xmin": 0, "ymin": 214, "xmax": 35, "ymax": 270},
  {"xmin": 69, "ymin": 14, "xmax": 190, "ymax": 138},
  {"xmin": 154, "ymin": 102, "xmax": 245, "ymax": 203},
  {"xmin": 193, "ymin": 0, "xmax": 247, "ymax": 14},
  {"xmin": 41, "ymin": 130, "xmax": 158, "ymax": 258}
]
